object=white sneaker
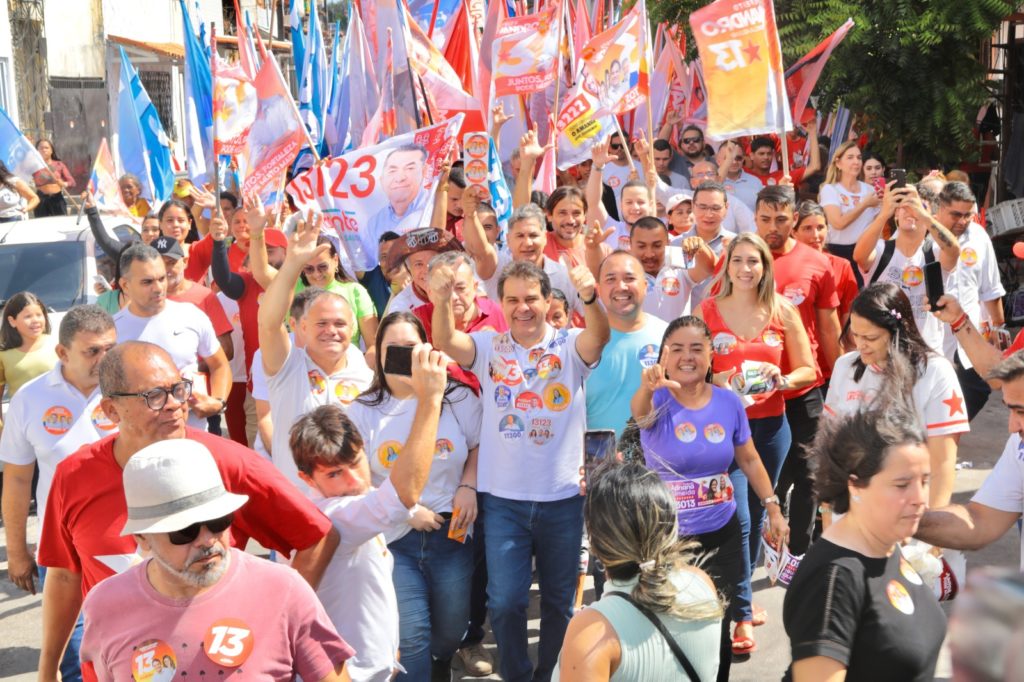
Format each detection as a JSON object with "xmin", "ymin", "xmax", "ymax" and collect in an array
[{"xmin": 455, "ymin": 643, "xmax": 494, "ymax": 677}]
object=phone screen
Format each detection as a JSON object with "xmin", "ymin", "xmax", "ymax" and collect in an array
[
  {"xmin": 583, "ymin": 430, "xmax": 617, "ymax": 487},
  {"xmin": 924, "ymin": 260, "xmax": 945, "ymax": 310},
  {"xmin": 383, "ymin": 345, "xmax": 414, "ymax": 377}
]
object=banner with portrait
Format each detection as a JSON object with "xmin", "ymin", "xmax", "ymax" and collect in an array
[{"xmin": 491, "ymin": 2, "xmax": 562, "ymax": 98}]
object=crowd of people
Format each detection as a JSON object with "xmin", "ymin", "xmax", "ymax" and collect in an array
[{"xmin": 3, "ymin": 115, "xmax": 1024, "ymax": 682}]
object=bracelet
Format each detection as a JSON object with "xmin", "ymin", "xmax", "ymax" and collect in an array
[
  {"xmin": 581, "ymin": 291, "xmax": 598, "ymax": 305},
  {"xmin": 457, "ymin": 484, "xmax": 477, "ymax": 493},
  {"xmin": 950, "ymin": 313, "xmax": 969, "ymax": 334},
  {"xmin": 594, "ymin": 164, "xmax": 605, "ymax": 172}
]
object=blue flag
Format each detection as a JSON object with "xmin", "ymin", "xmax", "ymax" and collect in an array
[
  {"xmin": 290, "ymin": 0, "xmax": 306, "ymax": 89},
  {"xmin": 114, "ymin": 47, "xmax": 174, "ymax": 203},
  {"xmin": 0, "ymin": 106, "xmax": 46, "ymax": 183},
  {"xmin": 179, "ymin": 0, "xmax": 213, "ymax": 185},
  {"xmin": 298, "ymin": 0, "xmax": 328, "ymax": 147},
  {"xmin": 324, "ymin": 22, "xmax": 350, "ymax": 156},
  {"xmin": 488, "ymin": 138, "xmax": 513, "ymax": 235}
]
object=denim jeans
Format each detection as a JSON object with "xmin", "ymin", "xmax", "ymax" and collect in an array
[
  {"xmin": 389, "ymin": 518, "xmax": 475, "ymax": 681},
  {"xmin": 728, "ymin": 413, "xmax": 791, "ymax": 622},
  {"xmin": 461, "ymin": 494, "xmax": 489, "ymax": 648},
  {"xmin": 38, "ymin": 566, "xmax": 83, "ymax": 682},
  {"xmin": 482, "ymin": 493, "xmax": 585, "ymax": 682}
]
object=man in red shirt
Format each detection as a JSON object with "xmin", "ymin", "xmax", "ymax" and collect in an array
[
  {"xmin": 754, "ymin": 185, "xmax": 841, "ymax": 555},
  {"xmin": 36, "ymin": 341, "xmax": 339, "ymax": 680},
  {"xmin": 748, "ymin": 119, "xmax": 821, "ymax": 189}
]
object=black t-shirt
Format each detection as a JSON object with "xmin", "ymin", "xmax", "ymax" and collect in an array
[{"xmin": 782, "ymin": 539, "xmax": 946, "ymax": 682}]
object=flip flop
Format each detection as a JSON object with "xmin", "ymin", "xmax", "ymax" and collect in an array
[
  {"xmin": 752, "ymin": 604, "xmax": 768, "ymax": 627},
  {"xmin": 732, "ymin": 622, "xmax": 758, "ymax": 656}
]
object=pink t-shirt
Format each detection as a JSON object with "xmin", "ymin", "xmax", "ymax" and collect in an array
[{"xmin": 81, "ymin": 548, "xmax": 353, "ymax": 681}]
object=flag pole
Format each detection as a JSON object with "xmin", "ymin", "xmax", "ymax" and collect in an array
[
  {"xmin": 211, "ymin": 23, "xmax": 222, "ymax": 212},
  {"xmin": 551, "ymin": 0, "xmax": 565, "ymax": 128},
  {"xmin": 611, "ymin": 115, "xmax": 636, "ymax": 171}
]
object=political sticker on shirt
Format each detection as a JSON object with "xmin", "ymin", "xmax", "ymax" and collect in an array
[
  {"xmin": 637, "ymin": 344, "xmax": 659, "ymax": 368},
  {"xmin": 762, "ymin": 330, "xmax": 782, "ymax": 348},
  {"xmin": 515, "ymin": 391, "xmax": 544, "ymax": 412},
  {"xmin": 203, "ymin": 618, "xmax": 255, "ymax": 667},
  {"xmin": 42, "ymin": 406, "xmax": 73, "ymax": 436},
  {"xmin": 960, "ymin": 247, "xmax": 978, "ymax": 267},
  {"xmin": 661, "ymin": 276, "xmax": 680, "ymax": 296},
  {"xmin": 537, "ymin": 354, "xmax": 562, "ymax": 379},
  {"xmin": 377, "ymin": 441, "xmax": 403, "ymax": 469},
  {"xmin": 899, "ymin": 557, "xmax": 923, "ymax": 586},
  {"xmin": 544, "ymin": 383, "xmax": 571, "ymax": 411},
  {"xmin": 674, "ymin": 422, "xmax": 697, "ymax": 443},
  {"xmin": 494, "ymin": 385, "xmax": 513, "ymax": 409},
  {"xmin": 434, "ymin": 439, "xmax": 454, "ymax": 460},
  {"xmin": 703, "ymin": 423, "xmax": 726, "ymax": 444},
  {"xmin": 666, "ymin": 475, "xmax": 733, "ymax": 512},
  {"xmin": 334, "ymin": 381, "xmax": 361, "ymax": 404},
  {"xmin": 523, "ymin": 368, "xmax": 539, "ymax": 383},
  {"xmin": 886, "ymin": 579, "xmax": 915, "ymax": 615},
  {"xmin": 530, "ymin": 417, "xmax": 553, "ymax": 446},
  {"xmin": 490, "ymin": 356, "xmax": 523, "ymax": 386},
  {"xmin": 308, "ymin": 370, "xmax": 327, "ymax": 395},
  {"xmin": 712, "ymin": 332, "xmax": 737, "ymax": 355},
  {"xmin": 782, "ymin": 285, "xmax": 806, "ymax": 306},
  {"xmin": 499, "ymin": 414, "xmax": 525, "ymax": 440},
  {"xmin": 131, "ymin": 639, "xmax": 177, "ymax": 682},
  {"xmin": 901, "ymin": 265, "xmax": 923, "ymax": 287},
  {"xmin": 528, "ymin": 348, "xmax": 546, "ymax": 365},
  {"xmin": 91, "ymin": 404, "xmax": 117, "ymax": 432}
]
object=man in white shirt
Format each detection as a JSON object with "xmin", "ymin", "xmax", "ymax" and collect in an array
[
  {"xmin": 112, "ymin": 244, "xmax": 231, "ymax": 430},
  {"xmin": 0, "ymin": 305, "xmax": 117, "ymax": 682},
  {"xmin": 431, "ymin": 259, "xmax": 609, "ymax": 682},
  {"xmin": 586, "ymin": 135, "xmax": 657, "ymax": 251},
  {"xmin": 715, "ymin": 139, "xmax": 762, "ymax": 212},
  {"xmin": 690, "ymin": 160, "xmax": 755, "ymax": 233},
  {"xmin": 258, "ymin": 214, "xmax": 373, "ymax": 489},
  {"xmin": 383, "ymin": 228, "xmax": 464, "ymax": 315},
  {"xmin": 597, "ymin": 131, "xmax": 644, "ymax": 204},
  {"xmin": 677, "ymin": 181, "xmax": 738, "ymax": 309}
]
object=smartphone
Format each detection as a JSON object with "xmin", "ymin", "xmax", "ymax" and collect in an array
[
  {"xmin": 383, "ymin": 345, "xmax": 414, "ymax": 376},
  {"xmin": 924, "ymin": 260, "xmax": 945, "ymax": 310},
  {"xmin": 872, "ymin": 176, "xmax": 886, "ymax": 197},
  {"xmin": 889, "ymin": 168, "xmax": 907, "ymax": 190},
  {"xmin": 583, "ymin": 430, "xmax": 617, "ymax": 487}
]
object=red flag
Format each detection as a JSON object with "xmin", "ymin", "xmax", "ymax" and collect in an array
[
  {"xmin": 443, "ymin": 0, "xmax": 475, "ymax": 94},
  {"xmin": 784, "ymin": 18, "xmax": 854, "ymax": 123},
  {"xmin": 363, "ymin": 29, "xmax": 397, "ymax": 146},
  {"xmin": 233, "ymin": 0, "xmax": 258, "ymax": 79}
]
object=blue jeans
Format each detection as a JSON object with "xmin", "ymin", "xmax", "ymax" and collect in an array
[
  {"xmin": 389, "ymin": 518, "xmax": 474, "ymax": 681},
  {"xmin": 38, "ymin": 566, "xmax": 83, "ymax": 682},
  {"xmin": 728, "ymin": 414, "xmax": 791, "ymax": 622},
  {"xmin": 482, "ymin": 493, "xmax": 584, "ymax": 682}
]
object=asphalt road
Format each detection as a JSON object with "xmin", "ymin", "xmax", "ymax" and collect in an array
[{"xmin": 1, "ymin": 394, "xmax": 1019, "ymax": 680}]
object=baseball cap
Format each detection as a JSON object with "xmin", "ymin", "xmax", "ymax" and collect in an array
[
  {"xmin": 386, "ymin": 228, "xmax": 464, "ymax": 272},
  {"xmin": 152, "ymin": 236, "xmax": 185, "ymax": 260},
  {"xmin": 264, "ymin": 228, "xmax": 288, "ymax": 249},
  {"xmin": 666, "ymin": 192, "xmax": 693, "ymax": 214},
  {"xmin": 121, "ymin": 440, "xmax": 249, "ymax": 536}
]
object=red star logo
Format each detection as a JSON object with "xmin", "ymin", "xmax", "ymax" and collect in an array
[
  {"xmin": 943, "ymin": 392, "xmax": 965, "ymax": 417},
  {"xmin": 743, "ymin": 41, "xmax": 762, "ymax": 63}
]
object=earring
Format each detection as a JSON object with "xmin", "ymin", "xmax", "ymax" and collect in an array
[{"xmin": 851, "ymin": 494, "xmax": 861, "ymax": 502}]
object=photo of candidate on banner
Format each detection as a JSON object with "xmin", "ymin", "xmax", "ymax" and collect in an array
[
  {"xmin": 491, "ymin": 2, "xmax": 562, "ymax": 98},
  {"xmin": 579, "ymin": 0, "xmax": 650, "ymax": 116},
  {"xmin": 287, "ymin": 115, "xmax": 463, "ymax": 272}
]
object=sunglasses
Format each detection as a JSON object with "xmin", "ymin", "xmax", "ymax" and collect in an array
[
  {"xmin": 609, "ymin": 143, "xmax": 623, "ymax": 150},
  {"xmin": 682, "ymin": 136, "xmax": 702, "ymax": 145},
  {"xmin": 303, "ymin": 263, "xmax": 332, "ymax": 275},
  {"xmin": 167, "ymin": 513, "xmax": 235, "ymax": 546}
]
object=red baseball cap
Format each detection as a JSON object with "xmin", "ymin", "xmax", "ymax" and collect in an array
[{"xmin": 264, "ymin": 229, "xmax": 288, "ymax": 249}]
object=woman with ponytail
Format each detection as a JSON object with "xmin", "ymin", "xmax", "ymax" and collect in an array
[
  {"xmin": 628, "ymin": 315, "xmax": 788, "ymax": 679},
  {"xmin": 554, "ymin": 460, "xmax": 723, "ymax": 681}
]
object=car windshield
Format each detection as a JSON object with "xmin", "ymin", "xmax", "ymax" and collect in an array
[{"xmin": 0, "ymin": 241, "xmax": 87, "ymax": 311}]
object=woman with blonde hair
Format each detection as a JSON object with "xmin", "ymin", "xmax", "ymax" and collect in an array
[
  {"xmin": 695, "ymin": 232, "xmax": 816, "ymax": 655},
  {"xmin": 555, "ymin": 461, "xmax": 723, "ymax": 681},
  {"xmin": 819, "ymin": 141, "xmax": 881, "ymax": 281}
]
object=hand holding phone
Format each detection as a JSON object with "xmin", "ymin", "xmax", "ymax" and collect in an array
[
  {"xmin": 383, "ymin": 345, "xmax": 414, "ymax": 376},
  {"xmin": 889, "ymin": 168, "xmax": 907, "ymax": 190},
  {"xmin": 924, "ymin": 260, "xmax": 945, "ymax": 311}
]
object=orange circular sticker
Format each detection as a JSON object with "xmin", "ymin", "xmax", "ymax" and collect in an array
[
  {"xmin": 334, "ymin": 381, "xmax": 361, "ymax": 404},
  {"xmin": 91, "ymin": 404, "xmax": 117, "ymax": 431},
  {"xmin": 131, "ymin": 639, "xmax": 177, "ymax": 681},
  {"xmin": 901, "ymin": 265, "xmax": 923, "ymax": 287},
  {"xmin": 203, "ymin": 618, "xmax": 255, "ymax": 668},
  {"xmin": 378, "ymin": 440, "xmax": 403, "ymax": 469},
  {"xmin": 42, "ymin": 406, "xmax": 73, "ymax": 435},
  {"xmin": 960, "ymin": 247, "xmax": 978, "ymax": 267},
  {"xmin": 886, "ymin": 579, "xmax": 915, "ymax": 615},
  {"xmin": 543, "ymin": 383, "xmax": 571, "ymax": 411},
  {"xmin": 308, "ymin": 370, "xmax": 326, "ymax": 395}
]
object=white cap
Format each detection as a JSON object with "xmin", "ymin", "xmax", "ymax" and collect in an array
[{"xmin": 665, "ymin": 192, "xmax": 693, "ymax": 214}]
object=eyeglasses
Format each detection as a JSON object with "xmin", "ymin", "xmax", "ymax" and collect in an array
[
  {"xmin": 109, "ymin": 380, "xmax": 193, "ymax": 411},
  {"xmin": 682, "ymin": 136, "xmax": 702, "ymax": 145},
  {"xmin": 692, "ymin": 171, "xmax": 717, "ymax": 179},
  {"xmin": 167, "ymin": 513, "xmax": 234, "ymax": 546},
  {"xmin": 733, "ymin": 155, "xmax": 745, "ymax": 162},
  {"xmin": 303, "ymin": 263, "xmax": 332, "ymax": 275},
  {"xmin": 694, "ymin": 204, "xmax": 725, "ymax": 213}
]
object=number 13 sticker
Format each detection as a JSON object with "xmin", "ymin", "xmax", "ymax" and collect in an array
[{"xmin": 203, "ymin": 618, "xmax": 255, "ymax": 668}]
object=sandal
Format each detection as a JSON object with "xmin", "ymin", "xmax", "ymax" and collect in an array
[
  {"xmin": 731, "ymin": 621, "xmax": 757, "ymax": 656},
  {"xmin": 752, "ymin": 604, "xmax": 768, "ymax": 627}
]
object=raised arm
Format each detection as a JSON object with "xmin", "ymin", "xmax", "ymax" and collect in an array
[
  {"xmin": 852, "ymin": 183, "xmax": 897, "ymax": 273},
  {"xmin": 513, "ymin": 123, "xmax": 549, "ymax": 209},
  {"xmin": 189, "ymin": 184, "xmax": 217, "ymax": 237},
  {"xmin": 801, "ymin": 118, "xmax": 822, "ymax": 178},
  {"xmin": 243, "ymin": 192, "xmax": 278, "ymax": 290},
  {"xmin": 632, "ymin": 131, "xmax": 658, "ymax": 205},
  {"xmin": 391, "ymin": 344, "xmax": 447, "ymax": 507},
  {"xmin": 459, "ymin": 185, "xmax": 499, "ymax": 280},
  {"xmin": 678, "ymin": 235, "xmax": 715, "ymax": 283},
  {"xmin": 211, "ymin": 224, "xmax": 246, "ymax": 300},
  {"xmin": 429, "ymin": 262, "xmax": 477, "ymax": 368},
  {"xmin": 631, "ymin": 363, "xmax": 679, "ymax": 423},
  {"xmin": 489, "ymin": 102, "xmax": 513, "ymax": 153},
  {"xmin": 571, "ymin": 264, "xmax": 610, "ymax": 365},
  {"xmin": 584, "ymin": 219, "xmax": 615, "ymax": 279},
  {"xmin": 81, "ymin": 192, "xmax": 124, "ymax": 260},
  {"xmin": 431, "ymin": 156, "xmax": 452, "ymax": 230},
  {"xmin": 14, "ymin": 178, "xmax": 38, "ymax": 213},
  {"xmin": 908, "ymin": 188, "xmax": 960, "ymax": 272},
  {"xmin": 585, "ymin": 137, "xmax": 614, "ymax": 228}
]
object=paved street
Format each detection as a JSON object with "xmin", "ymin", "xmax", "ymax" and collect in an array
[{"xmin": 1, "ymin": 395, "xmax": 1019, "ymax": 680}]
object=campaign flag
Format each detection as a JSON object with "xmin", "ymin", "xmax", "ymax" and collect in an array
[
  {"xmin": 554, "ymin": 60, "xmax": 616, "ymax": 169},
  {"xmin": 579, "ymin": 0, "xmax": 650, "ymax": 117},
  {"xmin": 407, "ymin": 0, "xmax": 462, "ymax": 48},
  {"xmin": 233, "ymin": 0, "xmax": 259, "ymax": 79},
  {"xmin": 179, "ymin": 0, "xmax": 213, "ymax": 185},
  {"xmin": 327, "ymin": 5, "xmax": 378, "ymax": 154},
  {"xmin": 571, "ymin": 0, "xmax": 592, "ymax": 58},
  {"xmin": 363, "ymin": 28, "xmax": 399, "ymax": 147},
  {"xmin": 491, "ymin": 2, "xmax": 562, "ymax": 98},
  {"xmin": 689, "ymin": 0, "xmax": 792, "ymax": 138},
  {"xmin": 87, "ymin": 138, "xmax": 137, "ymax": 227},
  {"xmin": 114, "ymin": 47, "xmax": 174, "ymax": 203},
  {"xmin": 406, "ymin": 8, "xmax": 483, "ymax": 131},
  {"xmin": 241, "ymin": 57, "xmax": 308, "ymax": 195},
  {"xmin": 213, "ymin": 55, "xmax": 257, "ymax": 155},
  {"xmin": 289, "ymin": 0, "xmax": 306, "ymax": 87},
  {"xmin": 0, "ymin": 106, "xmax": 46, "ymax": 183},
  {"xmin": 288, "ymin": 115, "xmax": 463, "ymax": 271},
  {"xmin": 486, "ymin": 137, "xmax": 513, "ymax": 232},
  {"xmin": 298, "ymin": 0, "xmax": 328, "ymax": 147},
  {"xmin": 784, "ymin": 18, "xmax": 854, "ymax": 122}
]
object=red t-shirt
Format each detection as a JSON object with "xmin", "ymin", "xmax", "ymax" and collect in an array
[
  {"xmin": 700, "ymin": 297, "xmax": 787, "ymax": 419},
  {"xmin": 235, "ymin": 272, "xmax": 265, "ymax": 380},
  {"xmin": 170, "ymin": 282, "xmax": 234, "ymax": 337},
  {"xmin": 772, "ymin": 241, "xmax": 839, "ymax": 394},
  {"xmin": 38, "ymin": 429, "xmax": 332, "ymax": 596},
  {"xmin": 1005, "ymin": 331, "xmax": 1024, "ymax": 358},
  {"xmin": 413, "ymin": 297, "xmax": 508, "ymax": 393},
  {"xmin": 820, "ymin": 252, "xmax": 858, "ymax": 380},
  {"xmin": 750, "ymin": 167, "xmax": 807, "ymax": 188},
  {"xmin": 186, "ymin": 235, "xmax": 247, "ymax": 283}
]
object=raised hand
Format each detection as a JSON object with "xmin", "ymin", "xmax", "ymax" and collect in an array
[
  {"xmin": 584, "ymin": 219, "xmax": 614, "ymax": 251},
  {"xmin": 519, "ymin": 123, "xmax": 550, "ymax": 163},
  {"xmin": 243, "ymin": 191, "xmax": 268, "ymax": 236},
  {"xmin": 428, "ymin": 263, "xmax": 456, "ymax": 305},
  {"xmin": 461, "ymin": 185, "xmax": 485, "ymax": 217},
  {"xmin": 190, "ymin": 184, "xmax": 217, "ymax": 211},
  {"xmin": 208, "ymin": 214, "xmax": 230, "ymax": 242},
  {"xmin": 590, "ymin": 136, "xmax": 615, "ymax": 168},
  {"xmin": 569, "ymin": 263, "xmax": 597, "ymax": 303},
  {"xmin": 287, "ymin": 210, "xmax": 328, "ymax": 264},
  {"xmin": 680, "ymin": 236, "xmax": 704, "ymax": 256},
  {"xmin": 642, "ymin": 363, "xmax": 682, "ymax": 392},
  {"xmin": 410, "ymin": 343, "xmax": 447, "ymax": 402},
  {"xmin": 492, "ymin": 101, "xmax": 512, "ymax": 128}
]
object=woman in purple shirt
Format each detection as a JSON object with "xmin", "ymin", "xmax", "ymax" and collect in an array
[{"xmin": 631, "ymin": 316, "xmax": 788, "ymax": 681}]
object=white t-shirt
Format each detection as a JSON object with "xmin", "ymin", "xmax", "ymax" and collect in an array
[
  {"xmin": 821, "ymin": 181, "xmax": 881, "ymax": 246},
  {"xmin": 384, "ymin": 283, "xmax": 430, "ymax": 316},
  {"xmin": 484, "ymin": 252, "xmax": 581, "ymax": 315},
  {"xmin": 314, "ymin": 479, "xmax": 412, "ymax": 681},
  {"xmin": 824, "ymin": 351, "xmax": 969, "ymax": 438},
  {"xmin": 601, "ymin": 160, "xmax": 644, "ymax": 204},
  {"xmin": 643, "ymin": 249, "xmax": 694, "ymax": 322},
  {"xmin": 861, "ymin": 240, "xmax": 951, "ymax": 353},
  {"xmin": 945, "ymin": 222, "xmax": 1005, "ymax": 368},
  {"xmin": 469, "ymin": 326, "xmax": 595, "ymax": 501},
  {"xmin": 113, "ymin": 299, "xmax": 221, "ymax": 429},
  {"xmin": 266, "ymin": 345, "xmax": 373, "ymax": 489},
  {"xmin": 972, "ymin": 434, "xmax": 1024, "ymax": 570},
  {"xmin": 346, "ymin": 386, "xmax": 482, "ymax": 535},
  {"xmin": 0, "ymin": 366, "xmax": 117, "ymax": 545},
  {"xmin": 217, "ymin": 293, "xmax": 247, "ymax": 383},
  {"xmin": 723, "ymin": 171, "xmax": 762, "ymax": 212},
  {"xmin": 603, "ymin": 218, "xmax": 633, "ymax": 251},
  {"xmin": 722, "ymin": 198, "xmax": 755, "ymax": 234}
]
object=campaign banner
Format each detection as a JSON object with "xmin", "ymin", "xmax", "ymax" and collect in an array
[
  {"xmin": 579, "ymin": 0, "xmax": 650, "ymax": 116},
  {"xmin": 491, "ymin": 2, "xmax": 562, "ymax": 98},
  {"xmin": 88, "ymin": 138, "xmax": 139, "ymax": 228},
  {"xmin": 784, "ymin": 18, "xmax": 854, "ymax": 122},
  {"xmin": 689, "ymin": 0, "xmax": 792, "ymax": 138},
  {"xmin": 242, "ymin": 56, "xmax": 308, "ymax": 195},
  {"xmin": 213, "ymin": 57, "xmax": 258, "ymax": 155},
  {"xmin": 554, "ymin": 62, "xmax": 616, "ymax": 170},
  {"xmin": 287, "ymin": 115, "xmax": 463, "ymax": 271}
]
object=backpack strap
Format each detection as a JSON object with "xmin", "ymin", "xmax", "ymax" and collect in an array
[
  {"xmin": 868, "ymin": 239, "xmax": 897, "ymax": 286},
  {"xmin": 606, "ymin": 591, "xmax": 701, "ymax": 680}
]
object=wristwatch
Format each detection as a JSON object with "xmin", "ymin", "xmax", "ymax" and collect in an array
[
  {"xmin": 761, "ymin": 495, "xmax": 780, "ymax": 508},
  {"xmin": 214, "ymin": 397, "xmax": 228, "ymax": 415}
]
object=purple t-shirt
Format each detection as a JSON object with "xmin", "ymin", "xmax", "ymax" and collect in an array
[{"xmin": 640, "ymin": 386, "xmax": 750, "ymax": 535}]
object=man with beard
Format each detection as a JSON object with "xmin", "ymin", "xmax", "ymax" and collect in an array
[{"xmin": 78, "ymin": 439, "xmax": 354, "ymax": 680}]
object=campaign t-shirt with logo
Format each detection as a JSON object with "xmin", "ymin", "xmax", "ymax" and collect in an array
[
  {"xmin": 347, "ymin": 385, "xmax": 482, "ymax": 533},
  {"xmin": 640, "ymin": 386, "xmax": 749, "ymax": 535},
  {"xmin": 266, "ymin": 346, "xmax": 374, "ymax": 490},
  {"xmin": 0, "ymin": 366, "xmax": 117, "ymax": 547},
  {"xmin": 469, "ymin": 326, "xmax": 595, "ymax": 501},
  {"xmin": 643, "ymin": 248, "xmax": 695, "ymax": 323},
  {"xmin": 820, "ymin": 181, "xmax": 881, "ymax": 246},
  {"xmin": 945, "ymin": 222, "xmax": 1005, "ymax": 368},
  {"xmin": 585, "ymin": 316, "xmax": 669, "ymax": 436},
  {"xmin": 37, "ymin": 429, "xmax": 333, "ymax": 596},
  {"xmin": 824, "ymin": 351, "xmax": 969, "ymax": 439},
  {"xmin": 861, "ymin": 240, "xmax": 949, "ymax": 353},
  {"xmin": 80, "ymin": 549, "xmax": 353, "ymax": 681}
]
